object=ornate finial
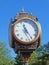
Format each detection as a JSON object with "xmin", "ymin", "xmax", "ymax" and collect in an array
[
  {"xmin": 30, "ymin": 12, "xmax": 32, "ymax": 16},
  {"xmin": 14, "ymin": 13, "xmax": 19, "ymax": 19},
  {"xmin": 36, "ymin": 18, "xmax": 38, "ymax": 21},
  {"xmin": 22, "ymin": 8, "xmax": 24, "ymax": 13},
  {"xmin": 10, "ymin": 18, "xmax": 14, "ymax": 24},
  {"xmin": 16, "ymin": 13, "xmax": 19, "ymax": 16},
  {"xmin": 30, "ymin": 12, "xmax": 32, "ymax": 15}
]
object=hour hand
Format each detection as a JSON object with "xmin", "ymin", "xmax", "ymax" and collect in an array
[
  {"xmin": 23, "ymin": 24, "xmax": 32, "ymax": 39},
  {"xmin": 23, "ymin": 24, "xmax": 28, "ymax": 33},
  {"xmin": 22, "ymin": 29, "xmax": 30, "ymax": 41},
  {"xmin": 28, "ymin": 32, "xmax": 32, "ymax": 39}
]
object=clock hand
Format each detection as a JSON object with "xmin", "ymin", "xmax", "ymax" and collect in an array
[
  {"xmin": 23, "ymin": 24, "xmax": 32, "ymax": 39},
  {"xmin": 28, "ymin": 32, "xmax": 32, "ymax": 39},
  {"xmin": 22, "ymin": 29, "xmax": 30, "ymax": 41}
]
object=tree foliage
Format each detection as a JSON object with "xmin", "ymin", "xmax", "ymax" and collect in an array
[
  {"xmin": 0, "ymin": 42, "xmax": 16, "ymax": 65},
  {"xmin": 29, "ymin": 52, "xmax": 38, "ymax": 65},
  {"xmin": 15, "ymin": 54, "xmax": 23, "ymax": 65},
  {"xmin": 35, "ymin": 42, "xmax": 49, "ymax": 65}
]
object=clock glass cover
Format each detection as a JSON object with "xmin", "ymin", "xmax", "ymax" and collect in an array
[{"xmin": 14, "ymin": 19, "xmax": 38, "ymax": 42}]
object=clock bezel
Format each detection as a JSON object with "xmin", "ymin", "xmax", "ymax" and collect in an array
[{"xmin": 13, "ymin": 17, "xmax": 41, "ymax": 45}]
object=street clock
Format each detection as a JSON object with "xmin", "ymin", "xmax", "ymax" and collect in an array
[{"xmin": 9, "ymin": 9, "xmax": 42, "ymax": 63}]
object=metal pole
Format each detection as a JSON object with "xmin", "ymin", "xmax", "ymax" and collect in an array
[{"xmin": 24, "ymin": 62, "xmax": 28, "ymax": 65}]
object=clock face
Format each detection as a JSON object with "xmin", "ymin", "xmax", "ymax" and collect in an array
[{"xmin": 14, "ymin": 19, "xmax": 38, "ymax": 43}]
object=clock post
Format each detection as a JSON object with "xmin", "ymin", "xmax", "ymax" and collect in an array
[{"xmin": 9, "ymin": 9, "xmax": 42, "ymax": 65}]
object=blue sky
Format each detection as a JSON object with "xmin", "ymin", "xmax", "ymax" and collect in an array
[{"xmin": 0, "ymin": 0, "xmax": 49, "ymax": 57}]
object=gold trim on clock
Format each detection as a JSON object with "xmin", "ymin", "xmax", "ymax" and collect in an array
[{"xmin": 13, "ymin": 15, "xmax": 41, "ymax": 45}]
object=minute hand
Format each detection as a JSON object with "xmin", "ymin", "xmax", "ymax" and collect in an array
[{"xmin": 23, "ymin": 25, "xmax": 32, "ymax": 39}]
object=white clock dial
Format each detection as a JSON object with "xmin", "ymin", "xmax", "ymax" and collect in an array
[{"xmin": 14, "ymin": 19, "xmax": 38, "ymax": 42}]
